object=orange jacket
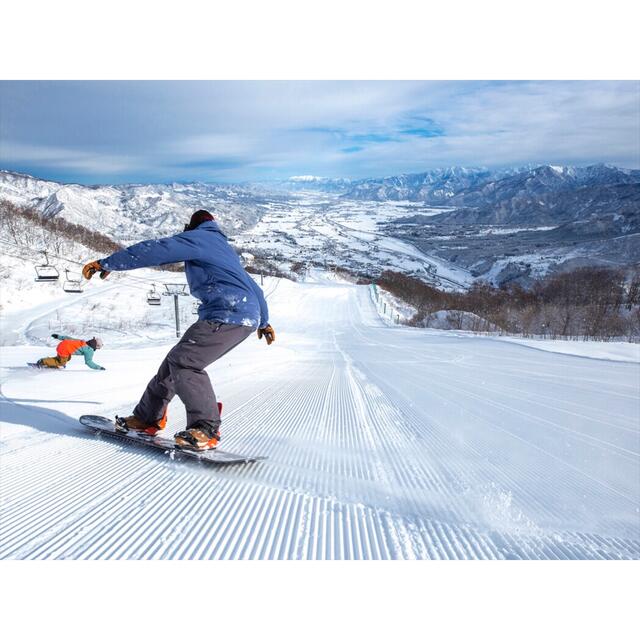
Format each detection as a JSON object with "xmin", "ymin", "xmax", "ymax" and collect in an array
[{"xmin": 56, "ymin": 339, "xmax": 87, "ymax": 358}]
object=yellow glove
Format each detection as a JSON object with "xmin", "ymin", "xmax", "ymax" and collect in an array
[
  {"xmin": 257, "ymin": 324, "xmax": 275, "ymax": 345},
  {"xmin": 82, "ymin": 260, "xmax": 110, "ymax": 280}
]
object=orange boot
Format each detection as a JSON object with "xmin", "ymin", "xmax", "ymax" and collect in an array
[
  {"xmin": 174, "ymin": 422, "xmax": 220, "ymax": 450},
  {"xmin": 116, "ymin": 407, "xmax": 168, "ymax": 436},
  {"xmin": 174, "ymin": 402, "xmax": 223, "ymax": 451}
]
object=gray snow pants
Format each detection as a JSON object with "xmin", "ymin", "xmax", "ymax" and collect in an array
[{"xmin": 134, "ymin": 320, "xmax": 254, "ymax": 429}]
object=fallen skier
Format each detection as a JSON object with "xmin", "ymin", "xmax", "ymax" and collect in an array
[{"xmin": 33, "ymin": 334, "xmax": 105, "ymax": 370}]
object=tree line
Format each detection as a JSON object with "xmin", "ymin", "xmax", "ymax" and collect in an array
[
  {"xmin": 0, "ymin": 199, "xmax": 185, "ymax": 272},
  {"xmin": 376, "ymin": 268, "xmax": 640, "ymax": 341},
  {"xmin": 0, "ymin": 199, "xmax": 123, "ymax": 256}
]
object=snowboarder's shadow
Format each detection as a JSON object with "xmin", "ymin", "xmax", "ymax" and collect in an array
[
  {"xmin": 2, "ymin": 396, "xmax": 99, "ymax": 405},
  {"xmin": 0, "ymin": 395, "xmax": 97, "ymax": 441}
]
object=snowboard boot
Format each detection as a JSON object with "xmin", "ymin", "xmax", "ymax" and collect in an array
[
  {"xmin": 174, "ymin": 421, "xmax": 221, "ymax": 451},
  {"xmin": 174, "ymin": 402, "xmax": 223, "ymax": 451},
  {"xmin": 115, "ymin": 408, "xmax": 168, "ymax": 436},
  {"xmin": 36, "ymin": 358, "xmax": 66, "ymax": 369}
]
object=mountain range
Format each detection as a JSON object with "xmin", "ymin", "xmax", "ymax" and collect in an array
[
  {"xmin": 3, "ymin": 164, "xmax": 637, "ymax": 232},
  {"xmin": 1, "ymin": 164, "xmax": 638, "ymax": 288},
  {"xmin": 263, "ymin": 164, "xmax": 640, "ymax": 230},
  {"xmin": 0, "ymin": 170, "xmax": 275, "ymax": 244},
  {"xmin": 339, "ymin": 164, "xmax": 640, "ymax": 205},
  {"xmin": 253, "ymin": 175, "xmax": 354, "ymax": 194}
]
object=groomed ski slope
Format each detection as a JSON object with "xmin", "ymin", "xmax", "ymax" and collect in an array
[{"xmin": 1, "ymin": 274, "xmax": 639, "ymax": 559}]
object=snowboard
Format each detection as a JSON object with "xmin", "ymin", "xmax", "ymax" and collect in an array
[
  {"xmin": 27, "ymin": 362, "xmax": 64, "ymax": 369},
  {"xmin": 79, "ymin": 415, "xmax": 266, "ymax": 466}
]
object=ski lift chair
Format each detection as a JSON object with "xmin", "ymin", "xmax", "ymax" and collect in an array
[
  {"xmin": 63, "ymin": 269, "xmax": 83, "ymax": 293},
  {"xmin": 34, "ymin": 252, "xmax": 60, "ymax": 282},
  {"xmin": 146, "ymin": 285, "xmax": 162, "ymax": 306}
]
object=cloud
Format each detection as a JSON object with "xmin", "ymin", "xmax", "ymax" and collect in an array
[
  {"xmin": 0, "ymin": 141, "xmax": 138, "ymax": 177},
  {"xmin": 0, "ymin": 80, "xmax": 637, "ymax": 183}
]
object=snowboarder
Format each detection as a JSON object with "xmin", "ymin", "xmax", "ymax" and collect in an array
[
  {"xmin": 35, "ymin": 334, "xmax": 105, "ymax": 370},
  {"xmin": 82, "ymin": 209, "xmax": 275, "ymax": 451}
]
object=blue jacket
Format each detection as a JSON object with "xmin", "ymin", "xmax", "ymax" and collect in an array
[{"xmin": 100, "ymin": 221, "xmax": 269, "ymax": 329}]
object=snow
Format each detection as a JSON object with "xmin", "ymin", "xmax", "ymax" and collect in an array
[
  {"xmin": 481, "ymin": 252, "xmax": 558, "ymax": 281},
  {"xmin": 475, "ymin": 226, "xmax": 557, "ymax": 235},
  {"xmin": 1, "ymin": 172, "xmax": 473, "ymax": 290},
  {"xmin": 0, "ymin": 170, "xmax": 264, "ymax": 245},
  {"xmin": 498, "ymin": 336, "xmax": 640, "ymax": 363},
  {"xmin": 1, "ymin": 273, "xmax": 638, "ymax": 559},
  {"xmin": 288, "ymin": 175, "xmax": 325, "ymax": 182},
  {"xmin": 417, "ymin": 327, "xmax": 640, "ymax": 363},
  {"xmin": 422, "ymin": 309, "xmax": 499, "ymax": 332},
  {"xmin": 372, "ymin": 285, "xmax": 417, "ymax": 325},
  {"xmin": 0, "ymin": 241, "xmax": 204, "ymax": 347},
  {"xmin": 235, "ymin": 193, "xmax": 472, "ymax": 290},
  {"xmin": 369, "ymin": 292, "xmax": 639, "ymax": 362}
]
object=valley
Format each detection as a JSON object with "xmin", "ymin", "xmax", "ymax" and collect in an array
[
  {"xmin": 3, "ymin": 163, "xmax": 637, "ymax": 292},
  {"xmin": 234, "ymin": 194, "xmax": 474, "ymax": 289}
]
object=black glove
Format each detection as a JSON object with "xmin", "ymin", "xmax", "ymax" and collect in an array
[
  {"xmin": 98, "ymin": 366, "xmax": 106, "ymax": 371},
  {"xmin": 51, "ymin": 333, "xmax": 60, "ymax": 339}
]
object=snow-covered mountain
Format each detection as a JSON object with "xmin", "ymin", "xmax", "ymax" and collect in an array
[
  {"xmin": 434, "ymin": 182, "xmax": 640, "ymax": 226},
  {"xmin": 443, "ymin": 164, "xmax": 640, "ymax": 210},
  {"xmin": 4, "ymin": 165, "xmax": 637, "ymax": 242},
  {"xmin": 2, "ymin": 165, "xmax": 638, "ymax": 291},
  {"xmin": 343, "ymin": 166, "xmax": 501, "ymax": 202},
  {"xmin": 341, "ymin": 164, "xmax": 640, "ymax": 285},
  {"xmin": 253, "ymin": 175, "xmax": 354, "ymax": 194},
  {"xmin": 0, "ymin": 170, "xmax": 275, "ymax": 244},
  {"xmin": 341, "ymin": 164, "xmax": 640, "ymax": 204}
]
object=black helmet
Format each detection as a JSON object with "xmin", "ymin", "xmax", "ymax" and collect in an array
[
  {"xmin": 87, "ymin": 337, "xmax": 103, "ymax": 350},
  {"xmin": 184, "ymin": 209, "xmax": 215, "ymax": 232}
]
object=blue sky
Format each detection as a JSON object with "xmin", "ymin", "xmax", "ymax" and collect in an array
[{"xmin": 0, "ymin": 81, "xmax": 638, "ymax": 184}]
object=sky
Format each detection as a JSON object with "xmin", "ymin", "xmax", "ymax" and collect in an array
[{"xmin": 0, "ymin": 80, "xmax": 638, "ymax": 185}]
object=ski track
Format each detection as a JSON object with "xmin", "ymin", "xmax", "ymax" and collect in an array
[{"xmin": 1, "ymin": 279, "xmax": 639, "ymax": 559}]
